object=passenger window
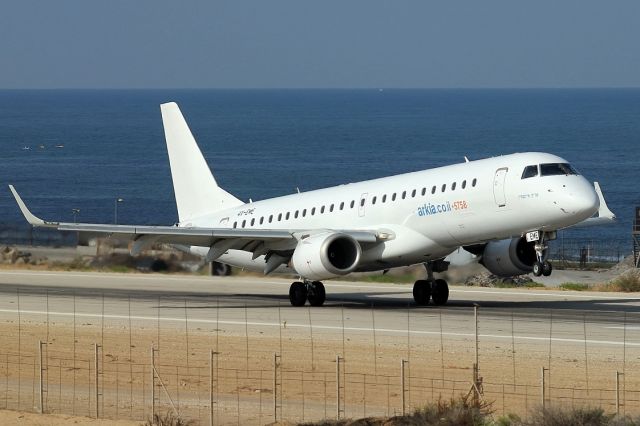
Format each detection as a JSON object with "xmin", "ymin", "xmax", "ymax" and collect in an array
[
  {"xmin": 330, "ymin": 204, "xmax": 334, "ymax": 212},
  {"xmin": 521, "ymin": 165, "xmax": 539, "ymax": 179},
  {"xmin": 302, "ymin": 209, "xmax": 307, "ymax": 217},
  {"xmin": 392, "ymin": 193, "xmax": 397, "ymax": 201},
  {"xmin": 382, "ymin": 194, "xmax": 387, "ymax": 203},
  {"xmin": 250, "ymin": 218, "xmax": 255, "ymax": 226},
  {"xmin": 452, "ymin": 182, "xmax": 456, "ymax": 191},
  {"xmin": 321, "ymin": 206, "xmax": 325, "ymax": 214},
  {"xmin": 372, "ymin": 196, "xmax": 377, "ymax": 204},
  {"xmin": 259, "ymin": 217, "xmax": 264, "ymax": 225},
  {"xmin": 311, "ymin": 207, "xmax": 315, "ymax": 215},
  {"xmin": 431, "ymin": 186, "xmax": 436, "ymax": 194},
  {"xmin": 402, "ymin": 191, "xmax": 406, "ymax": 199},
  {"xmin": 350, "ymin": 200, "xmax": 355, "ymax": 208},
  {"xmin": 411, "ymin": 189, "xmax": 416, "ymax": 198},
  {"xmin": 360, "ymin": 198, "xmax": 365, "ymax": 207},
  {"xmin": 294, "ymin": 210, "xmax": 299, "ymax": 219},
  {"xmin": 421, "ymin": 187, "xmax": 426, "ymax": 196},
  {"xmin": 340, "ymin": 202, "xmax": 344, "ymax": 210},
  {"xmin": 441, "ymin": 184, "xmax": 446, "ymax": 192},
  {"xmin": 472, "ymin": 178, "xmax": 477, "ymax": 187},
  {"xmin": 286, "ymin": 212, "xmax": 290, "ymax": 220},
  {"xmin": 269, "ymin": 215, "xmax": 273, "ymax": 223},
  {"xmin": 233, "ymin": 222, "xmax": 237, "ymax": 228},
  {"xmin": 462, "ymin": 180, "xmax": 467, "ymax": 189},
  {"xmin": 242, "ymin": 220, "xmax": 246, "ymax": 228},
  {"xmin": 278, "ymin": 213, "xmax": 282, "ymax": 221}
]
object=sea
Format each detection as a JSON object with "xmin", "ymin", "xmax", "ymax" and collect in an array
[{"xmin": 0, "ymin": 89, "xmax": 638, "ymax": 247}]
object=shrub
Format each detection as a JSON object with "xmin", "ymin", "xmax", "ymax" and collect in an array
[
  {"xmin": 611, "ymin": 270, "xmax": 640, "ymax": 292},
  {"xmin": 559, "ymin": 282, "xmax": 590, "ymax": 291},
  {"xmin": 144, "ymin": 411, "xmax": 195, "ymax": 426},
  {"xmin": 520, "ymin": 406, "xmax": 611, "ymax": 426}
]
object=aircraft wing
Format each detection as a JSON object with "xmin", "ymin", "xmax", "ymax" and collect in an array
[{"xmin": 9, "ymin": 185, "xmax": 380, "ymax": 261}]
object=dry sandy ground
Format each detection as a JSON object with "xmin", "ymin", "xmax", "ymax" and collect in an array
[{"xmin": 0, "ymin": 409, "xmax": 140, "ymax": 425}]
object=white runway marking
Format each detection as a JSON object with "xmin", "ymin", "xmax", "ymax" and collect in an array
[{"xmin": 0, "ymin": 307, "xmax": 637, "ymax": 347}]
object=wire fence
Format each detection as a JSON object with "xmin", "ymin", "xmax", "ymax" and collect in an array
[{"xmin": 0, "ymin": 289, "xmax": 638, "ymax": 424}]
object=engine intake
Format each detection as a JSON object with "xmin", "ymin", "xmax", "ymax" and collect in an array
[
  {"xmin": 480, "ymin": 237, "xmax": 537, "ymax": 277},
  {"xmin": 292, "ymin": 232, "xmax": 361, "ymax": 280}
]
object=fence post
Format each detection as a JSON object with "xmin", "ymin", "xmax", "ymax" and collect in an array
[
  {"xmin": 474, "ymin": 305, "xmax": 479, "ymax": 369},
  {"xmin": 400, "ymin": 359, "xmax": 405, "ymax": 416},
  {"xmin": 210, "ymin": 349, "xmax": 214, "ymax": 426},
  {"xmin": 541, "ymin": 367, "xmax": 546, "ymax": 409},
  {"xmin": 336, "ymin": 355, "xmax": 341, "ymax": 420},
  {"xmin": 616, "ymin": 371, "xmax": 622, "ymax": 415},
  {"xmin": 38, "ymin": 341, "xmax": 43, "ymax": 414},
  {"xmin": 273, "ymin": 353, "xmax": 280, "ymax": 422},
  {"xmin": 94, "ymin": 344, "xmax": 99, "ymax": 418},
  {"xmin": 151, "ymin": 346, "xmax": 155, "ymax": 420}
]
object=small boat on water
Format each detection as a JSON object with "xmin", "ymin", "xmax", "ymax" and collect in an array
[
  {"xmin": 55, "ymin": 144, "xmax": 64, "ymax": 148},
  {"xmin": 22, "ymin": 146, "xmax": 31, "ymax": 151}
]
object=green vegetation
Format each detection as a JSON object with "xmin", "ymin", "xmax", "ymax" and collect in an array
[
  {"xmin": 610, "ymin": 271, "xmax": 640, "ymax": 292},
  {"xmin": 559, "ymin": 282, "xmax": 590, "ymax": 291},
  {"xmin": 145, "ymin": 411, "xmax": 195, "ymax": 426},
  {"xmin": 298, "ymin": 397, "xmax": 640, "ymax": 425},
  {"xmin": 339, "ymin": 273, "xmax": 418, "ymax": 284},
  {"xmin": 491, "ymin": 281, "xmax": 545, "ymax": 289}
]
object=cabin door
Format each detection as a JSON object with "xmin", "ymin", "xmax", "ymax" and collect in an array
[{"xmin": 493, "ymin": 168, "xmax": 508, "ymax": 207}]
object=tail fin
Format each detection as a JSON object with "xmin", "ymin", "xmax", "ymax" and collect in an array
[{"xmin": 160, "ymin": 102, "xmax": 243, "ymax": 223}]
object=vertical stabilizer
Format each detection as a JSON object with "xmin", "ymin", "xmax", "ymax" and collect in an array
[{"xmin": 160, "ymin": 102, "xmax": 243, "ymax": 223}]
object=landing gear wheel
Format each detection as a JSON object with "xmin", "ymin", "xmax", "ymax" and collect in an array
[
  {"xmin": 413, "ymin": 280, "xmax": 431, "ymax": 305},
  {"xmin": 289, "ymin": 281, "xmax": 307, "ymax": 307},
  {"xmin": 431, "ymin": 279, "xmax": 449, "ymax": 306},
  {"xmin": 307, "ymin": 281, "xmax": 326, "ymax": 307},
  {"xmin": 532, "ymin": 261, "xmax": 544, "ymax": 277},
  {"xmin": 542, "ymin": 261, "xmax": 553, "ymax": 277}
]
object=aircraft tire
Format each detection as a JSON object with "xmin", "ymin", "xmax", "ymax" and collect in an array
[
  {"xmin": 413, "ymin": 280, "xmax": 431, "ymax": 305},
  {"xmin": 542, "ymin": 261, "xmax": 553, "ymax": 277},
  {"xmin": 289, "ymin": 282, "xmax": 307, "ymax": 307},
  {"xmin": 431, "ymin": 279, "xmax": 449, "ymax": 306},
  {"xmin": 532, "ymin": 262, "xmax": 543, "ymax": 277},
  {"xmin": 307, "ymin": 281, "xmax": 326, "ymax": 307}
]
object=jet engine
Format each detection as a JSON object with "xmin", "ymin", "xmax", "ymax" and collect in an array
[
  {"xmin": 477, "ymin": 237, "xmax": 537, "ymax": 277},
  {"xmin": 291, "ymin": 232, "xmax": 362, "ymax": 280}
]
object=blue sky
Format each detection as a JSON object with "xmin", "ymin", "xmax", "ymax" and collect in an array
[{"xmin": 1, "ymin": 1, "xmax": 639, "ymax": 89}]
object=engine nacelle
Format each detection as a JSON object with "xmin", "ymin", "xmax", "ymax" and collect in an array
[
  {"xmin": 480, "ymin": 237, "xmax": 537, "ymax": 277},
  {"xmin": 291, "ymin": 232, "xmax": 362, "ymax": 280}
]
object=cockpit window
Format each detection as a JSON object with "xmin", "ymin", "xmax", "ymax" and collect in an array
[
  {"xmin": 540, "ymin": 163, "xmax": 578, "ymax": 176},
  {"xmin": 521, "ymin": 165, "xmax": 539, "ymax": 179}
]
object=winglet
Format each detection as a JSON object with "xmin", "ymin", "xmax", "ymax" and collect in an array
[
  {"xmin": 593, "ymin": 182, "xmax": 616, "ymax": 221},
  {"xmin": 8, "ymin": 185, "xmax": 57, "ymax": 227}
]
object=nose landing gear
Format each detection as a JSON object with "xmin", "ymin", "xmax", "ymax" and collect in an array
[
  {"xmin": 532, "ymin": 232, "xmax": 553, "ymax": 277},
  {"xmin": 288, "ymin": 280, "xmax": 326, "ymax": 306}
]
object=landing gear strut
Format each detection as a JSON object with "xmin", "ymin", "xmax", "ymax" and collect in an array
[
  {"xmin": 532, "ymin": 232, "xmax": 553, "ymax": 277},
  {"xmin": 413, "ymin": 260, "xmax": 450, "ymax": 306},
  {"xmin": 289, "ymin": 280, "xmax": 326, "ymax": 307}
]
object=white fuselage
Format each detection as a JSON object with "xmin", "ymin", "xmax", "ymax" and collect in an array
[{"xmin": 184, "ymin": 152, "xmax": 598, "ymax": 276}]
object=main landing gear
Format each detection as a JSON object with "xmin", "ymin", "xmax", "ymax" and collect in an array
[
  {"xmin": 289, "ymin": 280, "xmax": 326, "ymax": 307},
  {"xmin": 532, "ymin": 232, "xmax": 553, "ymax": 277},
  {"xmin": 413, "ymin": 260, "xmax": 450, "ymax": 306}
]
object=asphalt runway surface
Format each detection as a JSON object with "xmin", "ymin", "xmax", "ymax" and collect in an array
[{"xmin": 0, "ymin": 270, "xmax": 638, "ymax": 349}]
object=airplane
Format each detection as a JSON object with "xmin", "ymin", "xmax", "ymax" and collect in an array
[{"xmin": 9, "ymin": 102, "xmax": 616, "ymax": 307}]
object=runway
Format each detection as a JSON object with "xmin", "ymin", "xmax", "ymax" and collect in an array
[{"xmin": 0, "ymin": 269, "xmax": 638, "ymax": 347}]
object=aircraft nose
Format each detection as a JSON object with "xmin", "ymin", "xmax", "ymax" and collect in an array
[{"xmin": 565, "ymin": 178, "xmax": 599, "ymax": 219}]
